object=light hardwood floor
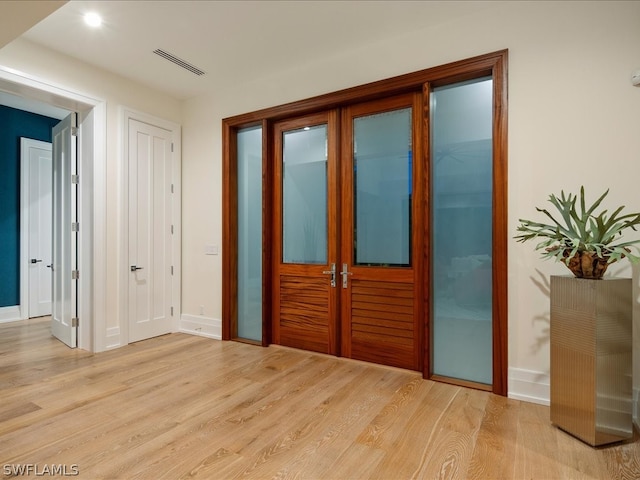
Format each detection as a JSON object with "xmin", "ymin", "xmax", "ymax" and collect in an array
[{"xmin": 1, "ymin": 317, "xmax": 639, "ymax": 480}]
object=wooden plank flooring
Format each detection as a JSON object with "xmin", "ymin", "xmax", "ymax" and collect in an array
[{"xmin": 1, "ymin": 317, "xmax": 639, "ymax": 479}]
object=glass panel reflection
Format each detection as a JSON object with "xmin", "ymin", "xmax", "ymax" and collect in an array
[
  {"xmin": 282, "ymin": 124, "xmax": 328, "ymax": 264},
  {"xmin": 354, "ymin": 108, "xmax": 412, "ymax": 266},
  {"xmin": 237, "ymin": 126, "xmax": 262, "ymax": 341},
  {"xmin": 431, "ymin": 78, "xmax": 493, "ymax": 385}
]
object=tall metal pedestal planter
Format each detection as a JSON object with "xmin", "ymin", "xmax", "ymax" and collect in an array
[{"xmin": 550, "ymin": 275, "xmax": 633, "ymax": 446}]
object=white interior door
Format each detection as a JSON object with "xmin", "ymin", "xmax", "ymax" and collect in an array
[
  {"xmin": 22, "ymin": 139, "xmax": 53, "ymax": 317},
  {"xmin": 51, "ymin": 112, "xmax": 77, "ymax": 348},
  {"xmin": 128, "ymin": 119, "xmax": 173, "ymax": 342}
]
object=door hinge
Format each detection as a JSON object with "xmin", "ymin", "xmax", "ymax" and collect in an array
[
  {"xmin": 170, "ymin": 306, "xmax": 174, "ymax": 316},
  {"xmin": 71, "ymin": 126, "xmax": 78, "ymax": 137},
  {"xmin": 71, "ymin": 317, "xmax": 79, "ymax": 327},
  {"xmin": 171, "ymin": 225, "xmax": 174, "ymax": 234},
  {"xmin": 171, "ymin": 143, "xmax": 174, "ymax": 152},
  {"xmin": 171, "ymin": 265, "xmax": 174, "ymax": 275},
  {"xmin": 71, "ymin": 222, "xmax": 79, "ymax": 232},
  {"xmin": 72, "ymin": 270, "xmax": 79, "ymax": 280},
  {"xmin": 171, "ymin": 184, "xmax": 174, "ymax": 194},
  {"xmin": 71, "ymin": 174, "xmax": 79, "ymax": 184}
]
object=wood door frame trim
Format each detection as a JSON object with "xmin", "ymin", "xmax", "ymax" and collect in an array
[
  {"xmin": 222, "ymin": 49, "xmax": 508, "ymax": 395},
  {"xmin": 222, "ymin": 119, "xmax": 274, "ymax": 346}
]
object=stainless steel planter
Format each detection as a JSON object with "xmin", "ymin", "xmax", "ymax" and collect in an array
[{"xmin": 550, "ymin": 275, "xmax": 633, "ymax": 446}]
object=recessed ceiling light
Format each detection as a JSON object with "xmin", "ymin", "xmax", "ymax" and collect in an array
[{"xmin": 84, "ymin": 12, "xmax": 102, "ymax": 28}]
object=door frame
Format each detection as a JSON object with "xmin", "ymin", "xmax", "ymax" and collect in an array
[
  {"xmin": 222, "ymin": 50, "xmax": 508, "ymax": 395},
  {"xmin": 118, "ymin": 107, "xmax": 182, "ymax": 345},
  {"xmin": 19, "ymin": 137, "xmax": 52, "ymax": 320},
  {"xmin": 0, "ymin": 65, "xmax": 107, "ymax": 352}
]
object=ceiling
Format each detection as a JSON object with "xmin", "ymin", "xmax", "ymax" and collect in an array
[
  {"xmin": 0, "ymin": 0, "xmax": 65, "ymax": 49},
  {"xmin": 14, "ymin": 0, "xmax": 493, "ymax": 101}
]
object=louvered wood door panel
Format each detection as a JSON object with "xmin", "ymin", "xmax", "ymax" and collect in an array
[
  {"xmin": 348, "ymin": 279, "xmax": 417, "ymax": 369},
  {"xmin": 278, "ymin": 275, "xmax": 331, "ymax": 353}
]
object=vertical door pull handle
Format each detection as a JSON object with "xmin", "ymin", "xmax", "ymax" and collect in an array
[
  {"xmin": 322, "ymin": 263, "xmax": 337, "ymax": 287},
  {"xmin": 341, "ymin": 263, "xmax": 353, "ymax": 288}
]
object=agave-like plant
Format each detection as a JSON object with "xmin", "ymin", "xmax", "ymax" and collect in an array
[{"xmin": 515, "ymin": 187, "xmax": 640, "ymax": 279}]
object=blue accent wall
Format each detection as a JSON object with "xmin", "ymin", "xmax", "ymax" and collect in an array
[{"xmin": 0, "ymin": 105, "xmax": 59, "ymax": 308}]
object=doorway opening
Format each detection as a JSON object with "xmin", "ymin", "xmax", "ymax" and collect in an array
[
  {"xmin": 0, "ymin": 65, "xmax": 107, "ymax": 352},
  {"xmin": 20, "ymin": 137, "xmax": 54, "ymax": 320}
]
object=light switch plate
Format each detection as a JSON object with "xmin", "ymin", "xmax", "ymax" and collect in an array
[{"xmin": 205, "ymin": 245, "xmax": 218, "ymax": 255}]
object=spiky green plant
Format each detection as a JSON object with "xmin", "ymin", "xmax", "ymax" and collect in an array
[{"xmin": 514, "ymin": 187, "xmax": 640, "ymax": 278}]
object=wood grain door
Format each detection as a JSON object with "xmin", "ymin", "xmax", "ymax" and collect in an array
[
  {"xmin": 272, "ymin": 97, "xmax": 422, "ymax": 370},
  {"xmin": 272, "ymin": 112, "xmax": 340, "ymax": 354},
  {"xmin": 339, "ymin": 94, "xmax": 423, "ymax": 370}
]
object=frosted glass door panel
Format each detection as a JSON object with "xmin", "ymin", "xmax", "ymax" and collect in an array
[
  {"xmin": 431, "ymin": 78, "xmax": 493, "ymax": 385},
  {"xmin": 353, "ymin": 108, "xmax": 411, "ymax": 266},
  {"xmin": 237, "ymin": 126, "xmax": 262, "ymax": 341},
  {"xmin": 282, "ymin": 124, "xmax": 328, "ymax": 264}
]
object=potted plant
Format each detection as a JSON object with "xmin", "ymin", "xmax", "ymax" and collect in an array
[
  {"xmin": 515, "ymin": 186, "xmax": 640, "ymax": 278},
  {"xmin": 515, "ymin": 187, "xmax": 640, "ymax": 447}
]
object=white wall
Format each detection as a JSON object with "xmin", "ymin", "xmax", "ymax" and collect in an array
[
  {"xmin": 0, "ymin": 38, "xmax": 182, "ymax": 348},
  {"xmin": 181, "ymin": 1, "xmax": 640, "ymax": 404}
]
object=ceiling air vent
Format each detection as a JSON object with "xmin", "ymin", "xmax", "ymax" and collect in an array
[{"xmin": 153, "ymin": 49, "xmax": 205, "ymax": 76}]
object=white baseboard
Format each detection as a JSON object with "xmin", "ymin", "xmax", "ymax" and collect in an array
[
  {"xmin": 0, "ymin": 306, "xmax": 23, "ymax": 324},
  {"xmin": 179, "ymin": 314, "xmax": 221, "ymax": 340},
  {"xmin": 508, "ymin": 367, "xmax": 550, "ymax": 406},
  {"xmin": 105, "ymin": 326, "xmax": 121, "ymax": 350},
  {"xmin": 634, "ymin": 388, "xmax": 640, "ymax": 431},
  {"xmin": 509, "ymin": 368, "xmax": 640, "ymax": 430}
]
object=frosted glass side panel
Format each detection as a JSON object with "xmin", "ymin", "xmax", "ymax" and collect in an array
[
  {"xmin": 237, "ymin": 126, "xmax": 262, "ymax": 341},
  {"xmin": 431, "ymin": 78, "xmax": 493, "ymax": 385},
  {"xmin": 354, "ymin": 108, "xmax": 411, "ymax": 266},
  {"xmin": 282, "ymin": 124, "xmax": 327, "ymax": 264}
]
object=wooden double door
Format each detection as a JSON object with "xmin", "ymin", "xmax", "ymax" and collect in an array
[{"xmin": 272, "ymin": 93, "xmax": 424, "ymax": 370}]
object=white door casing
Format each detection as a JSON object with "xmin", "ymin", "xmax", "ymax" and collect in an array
[
  {"xmin": 51, "ymin": 112, "xmax": 78, "ymax": 348},
  {"xmin": 20, "ymin": 138, "xmax": 53, "ymax": 318},
  {"xmin": 128, "ymin": 118, "xmax": 173, "ymax": 342}
]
